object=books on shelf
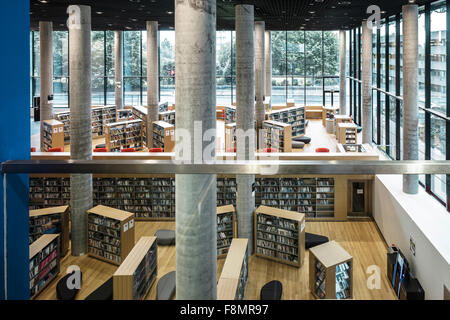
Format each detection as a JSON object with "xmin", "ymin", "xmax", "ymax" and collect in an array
[
  {"xmin": 338, "ymin": 123, "xmax": 358, "ymax": 145},
  {"xmin": 152, "ymin": 121, "xmax": 175, "ymax": 152},
  {"xmin": 217, "ymin": 205, "xmax": 236, "ymax": 258},
  {"xmin": 117, "ymin": 109, "xmax": 133, "ymax": 122},
  {"xmin": 224, "ymin": 123, "xmax": 237, "ymax": 151},
  {"xmin": 113, "ymin": 236, "xmax": 157, "ymax": 300},
  {"xmin": 267, "ymin": 106, "xmax": 306, "ymax": 138},
  {"xmin": 263, "ymin": 120, "xmax": 292, "ymax": 152},
  {"xmin": 29, "ymin": 206, "xmax": 70, "ymax": 257},
  {"xmin": 254, "ymin": 205, "xmax": 305, "ymax": 267},
  {"xmin": 225, "ymin": 106, "xmax": 236, "ymax": 124},
  {"xmin": 159, "ymin": 110, "xmax": 175, "ymax": 125},
  {"xmin": 131, "ymin": 106, "xmax": 148, "ymax": 145},
  {"xmin": 309, "ymin": 240, "xmax": 353, "ymax": 300},
  {"xmin": 29, "ymin": 234, "xmax": 60, "ymax": 299},
  {"xmin": 217, "ymin": 238, "xmax": 249, "ymax": 300},
  {"xmin": 41, "ymin": 120, "xmax": 64, "ymax": 152},
  {"xmin": 105, "ymin": 119, "xmax": 144, "ymax": 152},
  {"xmin": 87, "ymin": 205, "xmax": 135, "ymax": 265}
]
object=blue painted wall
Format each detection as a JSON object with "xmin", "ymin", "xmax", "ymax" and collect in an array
[{"xmin": 0, "ymin": 0, "xmax": 30, "ymax": 300}]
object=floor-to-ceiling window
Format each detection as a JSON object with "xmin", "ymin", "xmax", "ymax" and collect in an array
[
  {"xmin": 159, "ymin": 30, "xmax": 175, "ymax": 105},
  {"xmin": 216, "ymin": 31, "xmax": 233, "ymax": 106},
  {"xmin": 123, "ymin": 31, "xmax": 142, "ymax": 105}
]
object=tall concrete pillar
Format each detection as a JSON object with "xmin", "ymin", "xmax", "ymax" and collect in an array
[
  {"xmin": 114, "ymin": 31, "xmax": 123, "ymax": 110},
  {"xmin": 175, "ymin": 0, "xmax": 217, "ymax": 300},
  {"xmin": 339, "ymin": 30, "xmax": 347, "ymax": 114},
  {"xmin": 236, "ymin": 4, "xmax": 256, "ymax": 255},
  {"xmin": 265, "ymin": 30, "xmax": 272, "ymax": 99},
  {"xmin": 361, "ymin": 20, "xmax": 373, "ymax": 144},
  {"xmin": 68, "ymin": 5, "xmax": 93, "ymax": 256},
  {"xmin": 39, "ymin": 21, "xmax": 53, "ymax": 150},
  {"xmin": 255, "ymin": 21, "xmax": 265, "ymax": 128},
  {"xmin": 402, "ymin": 4, "xmax": 419, "ymax": 194},
  {"xmin": 146, "ymin": 21, "xmax": 159, "ymax": 148}
]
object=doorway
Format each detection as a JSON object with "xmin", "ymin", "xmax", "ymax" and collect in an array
[{"xmin": 347, "ymin": 180, "xmax": 372, "ymax": 218}]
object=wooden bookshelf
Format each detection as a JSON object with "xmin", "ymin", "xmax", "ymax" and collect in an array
[
  {"xmin": 309, "ymin": 241, "xmax": 353, "ymax": 300},
  {"xmin": 322, "ymin": 106, "xmax": 340, "ymax": 127},
  {"xmin": 152, "ymin": 121, "xmax": 175, "ymax": 152},
  {"xmin": 92, "ymin": 107, "xmax": 104, "ymax": 138},
  {"xmin": 113, "ymin": 236, "xmax": 158, "ymax": 300},
  {"xmin": 305, "ymin": 106, "xmax": 323, "ymax": 119},
  {"xmin": 267, "ymin": 106, "xmax": 306, "ymax": 138},
  {"xmin": 287, "ymin": 99, "xmax": 295, "ymax": 107},
  {"xmin": 132, "ymin": 106, "xmax": 148, "ymax": 145},
  {"xmin": 54, "ymin": 111, "xmax": 71, "ymax": 145},
  {"xmin": 105, "ymin": 119, "xmax": 144, "ymax": 152},
  {"xmin": 225, "ymin": 105, "xmax": 237, "ymax": 124},
  {"xmin": 217, "ymin": 177, "xmax": 237, "ymax": 207},
  {"xmin": 338, "ymin": 123, "xmax": 358, "ymax": 145},
  {"xmin": 29, "ymin": 234, "xmax": 60, "ymax": 299},
  {"xmin": 159, "ymin": 110, "xmax": 176, "ymax": 125},
  {"xmin": 263, "ymin": 120, "xmax": 292, "ymax": 152},
  {"xmin": 41, "ymin": 120, "xmax": 64, "ymax": 152},
  {"xmin": 334, "ymin": 115, "xmax": 352, "ymax": 136},
  {"xmin": 117, "ymin": 109, "xmax": 133, "ymax": 122},
  {"xmin": 217, "ymin": 205, "xmax": 236, "ymax": 258},
  {"xmin": 224, "ymin": 123, "xmax": 236, "ymax": 151},
  {"xmin": 87, "ymin": 205, "xmax": 135, "ymax": 265},
  {"xmin": 217, "ymin": 238, "xmax": 249, "ymax": 300},
  {"xmin": 255, "ymin": 205, "xmax": 305, "ymax": 267},
  {"xmin": 102, "ymin": 106, "xmax": 117, "ymax": 128},
  {"xmin": 29, "ymin": 205, "xmax": 69, "ymax": 257}
]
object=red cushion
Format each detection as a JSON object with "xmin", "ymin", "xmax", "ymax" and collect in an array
[
  {"xmin": 149, "ymin": 148, "xmax": 164, "ymax": 153},
  {"xmin": 222, "ymin": 109, "xmax": 225, "ymax": 118},
  {"xmin": 226, "ymin": 148, "xmax": 236, "ymax": 153},
  {"xmin": 48, "ymin": 148, "xmax": 64, "ymax": 152},
  {"xmin": 94, "ymin": 148, "xmax": 108, "ymax": 152},
  {"xmin": 263, "ymin": 148, "xmax": 277, "ymax": 153},
  {"xmin": 31, "ymin": 147, "xmax": 36, "ymax": 153},
  {"xmin": 315, "ymin": 148, "xmax": 330, "ymax": 153},
  {"xmin": 121, "ymin": 148, "xmax": 136, "ymax": 153}
]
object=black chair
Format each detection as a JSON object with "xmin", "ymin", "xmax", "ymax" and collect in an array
[
  {"xmin": 260, "ymin": 280, "xmax": 283, "ymax": 300},
  {"xmin": 84, "ymin": 277, "xmax": 113, "ymax": 300},
  {"xmin": 95, "ymin": 144, "xmax": 106, "ymax": 149},
  {"xmin": 292, "ymin": 141, "xmax": 305, "ymax": 149},
  {"xmin": 157, "ymin": 271, "xmax": 176, "ymax": 300},
  {"xmin": 155, "ymin": 229, "xmax": 176, "ymax": 246},
  {"xmin": 356, "ymin": 126, "xmax": 362, "ymax": 133},
  {"xmin": 56, "ymin": 270, "xmax": 83, "ymax": 300},
  {"xmin": 305, "ymin": 232, "xmax": 329, "ymax": 249},
  {"xmin": 293, "ymin": 136, "xmax": 312, "ymax": 144}
]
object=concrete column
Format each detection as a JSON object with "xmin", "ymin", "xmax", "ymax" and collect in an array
[
  {"xmin": 339, "ymin": 30, "xmax": 347, "ymax": 114},
  {"xmin": 114, "ymin": 31, "xmax": 123, "ymax": 110},
  {"xmin": 265, "ymin": 30, "xmax": 272, "ymax": 99},
  {"xmin": 236, "ymin": 4, "xmax": 256, "ymax": 255},
  {"xmin": 175, "ymin": 0, "xmax": 217, "ymax": 300},
  {"xmin": 402, "ymin": 4, "xmax": 419, "ymax": 194},
  {"xmin": 146, "ymin": 21, "xmax": 159, "ymax": 148},
  {"xmin": 255, "ymin": 21, "xmax": 265, "ymax": 128},
  {"xmin": 361, "ymin": 20, "xmax": 373, "ymax": 144},
  {"xmin": 68, "ymin": 5, "xmax": 93, "ymax": 256},
  {"xmin": 39, "ymin": 21, "xmax": 53, "ymax": 150}
]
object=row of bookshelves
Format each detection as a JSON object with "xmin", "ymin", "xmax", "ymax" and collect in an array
[
  {"xmin": 268, "ymin": 106, "xmax": 306, "ymax": 138},
  {"xmin": 105, "ymin": 120, "xmax": 144, "ymax": 152}
]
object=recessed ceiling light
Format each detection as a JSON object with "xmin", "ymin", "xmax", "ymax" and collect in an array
[
  {"xmin": 167, "ymin": 11, "xmax": 173, "ymax": 15},
  {"xmin": 96, "ymin": 11, "xmax": 104, "ymax": 15}
]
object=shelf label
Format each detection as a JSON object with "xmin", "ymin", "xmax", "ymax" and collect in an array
[
  {"xmin": 129, "ymin": 219, "xmax": 134, "ymax": 229},
  {"xmin": 123, "ymin": 222, "xmax": 129, "ymax": 232},
  {"xmin": 59, "ymin": 127, "xmax": 63, "ymax": 133},
  {"xmin": 53, "ymin": 128, "xmax": 58, "ymax": 133},
  {"xmin": 301, "ymin": 220, "xmax": 306, "ymax": 232}
]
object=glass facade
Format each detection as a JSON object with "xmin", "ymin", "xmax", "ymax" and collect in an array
[{"xmin": 349, "ymin": 0, "xmax": 450, "ymax": 210}]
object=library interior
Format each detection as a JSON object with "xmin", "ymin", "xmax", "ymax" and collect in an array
[{"xmin": 1, "ymin": 0, "xmax": 450, "ymax": 301}]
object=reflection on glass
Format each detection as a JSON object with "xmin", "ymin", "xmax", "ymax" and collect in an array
[{"xmin": 430, "ymin": 4, "xmax": 446, "ymax": 114}]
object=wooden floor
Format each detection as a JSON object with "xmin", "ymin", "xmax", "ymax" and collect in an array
[{"xmin": 36, "ymin": 220, "xmax": 397, "ymax": 300}]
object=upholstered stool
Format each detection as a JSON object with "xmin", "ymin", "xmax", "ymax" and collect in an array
[
  {"xmin": 155, "ymin": 229, "xmax": 176, "ymax": 246},
  {"xmin": 293, "ymin": 136, "xmax": 311, "ymax": 144},
  {"xmin": 95, "ymin": 144, "xmax": 106, "ymax": 149},
  {"xmin": 157, "ymin": 271, "xmax": 176, "ymax": 300},
  {"xmin": 56, "ymin": 270, "xmax": 83, "ymax": 300},
  {"xmin": 357, "ymin": 126, "xmax": 362, "ymax": 133},
  {"xmin": 305, "ymin": 232, "xmax": 329, "ymax": 249},
  {"xmin": 292, "ymin": 141, "xmax": 305, "ymax": 149},
  {"xmin": 315, "ymin": 147, "xmax": 330, "ymax": 153},
  {"xmin": 260, "ymin": 280, "xmax": 283, "ymax": 300},
  {"xmin": 84, "ymin": 277, "xmax": 113, "ymax": 300}
]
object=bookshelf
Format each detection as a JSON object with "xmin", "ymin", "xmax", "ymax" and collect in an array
[
  {"xmin": 152, "ymin": 121, "xmax": 175, "ymax": 152},
  {"xmin": 54, "ymin": 111, "xmax": 71, "ymax": 145},
  {"xmin": 217, "ymin": 177, "xmax": 236, "ymax": 207},
  {"xmin": 105, "ymin": 119, "xmax": 144, "ymax": 152},
  {"xmin": 254, "ymin": 205, "xmax": 305, "ymax": 267},
  {"xmin": 29, "ymin": 206, "xmax": 69, "ymax": 257},
  {"xmin": 87, "ymin": 205, "xmax": 135, "ymax": 265},
  {"xmin": 132, "ymin": 106, "xmax": 148, "ymax": 145},
  {"xmin": 102, "ymin": 105, "xmax": 117, "ymax": 128},
  {"xmin": 338, "ymin": 123, "xmax": 358, "ymax": 145},
  {"xmin": 117, "ymin": 109, "xmax": 133, "ymax": 122},
  {"xmin": 217, "ymin": 238, "xmax": 249, "ymax": 300},
  {"xmin": 322, "ymin": 106, "xmax": 340, "ymax": 127},
  {"xmin": 159, "ymin": 110, "xmax": 176, "ymax": 125},
  {"xmin": 334, "ymin": 115, "xmax": 352, "ymax": 136},
  {"xmin": 225, "ymin": 106, "xmax": 237, "ymax": 124},
  {"xmin": 159, "ymin": 101, "xmax": 169, "ymax": 113},
  {"xmin": 263, "ymin": 120, "xmax": 292, "ymax": 152},
  {"xmin": 29, "ymin": 177, "xmax": 70, "ymax": 209},
  {"xmin": 41, "ymin": 120, "xmax": 64, "ymax": 152},
  {"xmin": 113, "ymin": 236, "xmax": 158, "ymax": 300},
  {"xmin": 217, "ymin": 205, "xmax": 236, "ymax": 258},
  {"xmin": 267, "ymin": 106, "xmax": 306, "ymax": 138},
  {"xmin": 29, "ymin": 234, "xmax": 60, "ymax": 299},
  {"xmin": 224, "ymin": 123, "xmax": 236, "ymax": 151},
  {"xmin": 309, "ymin": 241, "xmax": 353, "ymax": 300}
]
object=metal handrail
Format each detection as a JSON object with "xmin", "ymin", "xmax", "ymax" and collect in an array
[{"xmin": 2, "ymin": 160, "xmax": 450, "ymax": 175}]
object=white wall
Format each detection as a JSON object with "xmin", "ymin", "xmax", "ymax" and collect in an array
[{"xmin": 373, "ymin": 175, "xmax": 450, "ymax": 300}]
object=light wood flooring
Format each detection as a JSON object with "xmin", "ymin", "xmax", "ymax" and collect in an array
[{"xmin": 36, "ymin": 220, "xmax": 397, "ymax": 300}]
